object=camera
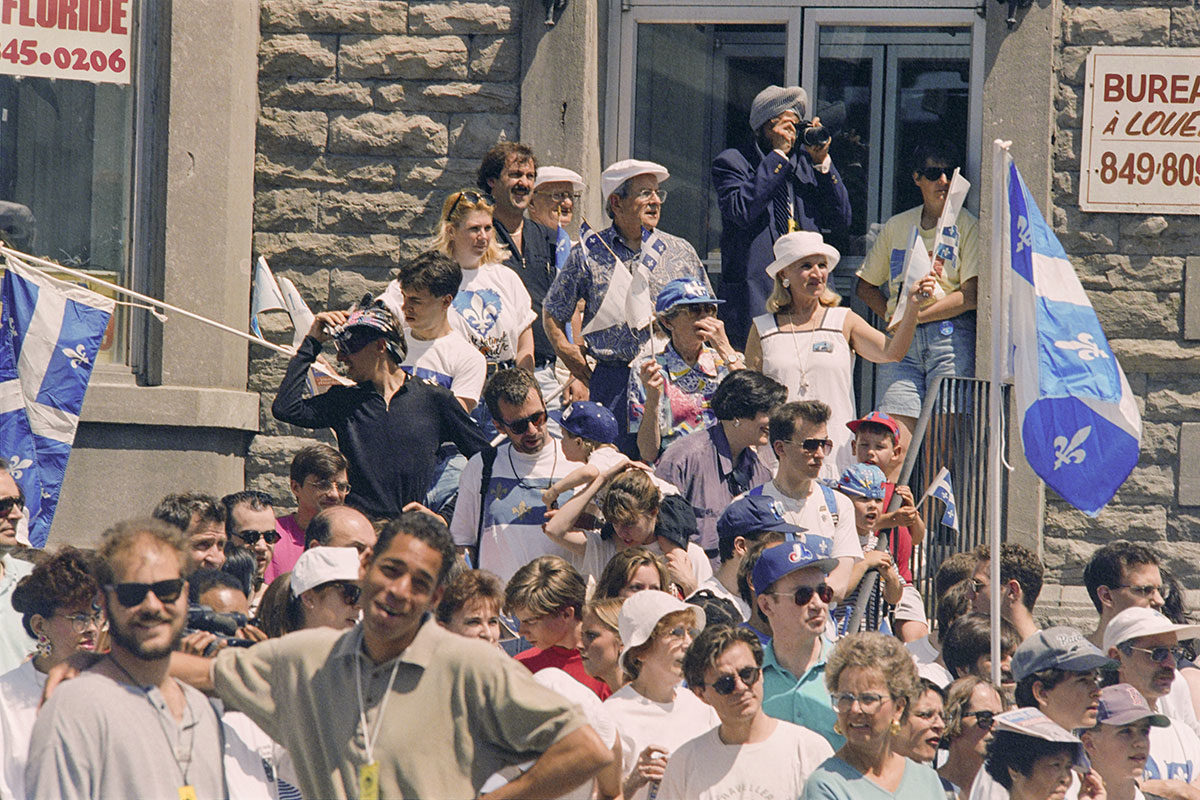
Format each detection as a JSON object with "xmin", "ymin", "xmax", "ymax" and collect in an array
[
  {"xmin": 184, "ymin": 604, "xmax": 256, "ymax": 655},
  {"xmin": 799, "ymin": 120, "xmax": 831, "ymax": 148}
]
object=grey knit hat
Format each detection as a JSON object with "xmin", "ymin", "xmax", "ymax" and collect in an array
[{"xmin": 749, "ymin": 85, "xmax": 809, "ymax": 132}]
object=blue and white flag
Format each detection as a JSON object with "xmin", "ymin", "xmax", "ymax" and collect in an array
[
  {"xmin": 0, "ymin": 259, "xmax": 114, "ymax": 547},
  {"xmin": 921, "ymin": 467, "xmax": 959, "ymax": 530},
  {"xmin": 251, "ymin": 256, "xmax": 286, "ymax": 339},
  {"xmin": 579, "ymin": 222, "xmax": 653, "ymax": 336},
  {"xmin": 1003, "ymin": 156, "xmax": 1140, "ymax": 515}
]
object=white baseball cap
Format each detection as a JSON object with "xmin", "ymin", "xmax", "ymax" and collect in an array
[
  {"xmin": 534, "ymin": 166, "xmax": 585, "ymax": 192},
  {"xmin": 601, "ymin": 159, "xmax": 669, "ymax": 204},
  {"xmin": 1102, "ymin": 607, "xmax": 1200, "ymax": 652},
  {"xmin": 765, "ymin": 231, "xmax": 841, "ymax": 278},
  {"xmin": 291, "ymin": 547, "xmax": 361, "ymax": 597},
  {"xmin": 617, "ymin": 590, "xmax": 705, "ymax": 672}
]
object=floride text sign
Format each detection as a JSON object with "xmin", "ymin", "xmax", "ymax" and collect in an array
[
  {"xmin": 0, "ymin": 0, "xmax": 131, "ymax": 84},
  {"xmin": 1079, "ymin": 47, "xmax": 1200, "ymax": 214}
]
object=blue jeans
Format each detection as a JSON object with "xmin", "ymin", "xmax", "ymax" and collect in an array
[{"xmin": 878, "ymin": 313, "xmax": 976, "ymax": 418}]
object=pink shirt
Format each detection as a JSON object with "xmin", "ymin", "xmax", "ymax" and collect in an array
[{"xmin": 264, "ymin": 513, "xmax": 306, "ymax": 584}]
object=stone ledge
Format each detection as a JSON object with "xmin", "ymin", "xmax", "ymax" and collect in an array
[{"xmin": 81, "ymin": 382, "xmax": 260, "ymax": 431}]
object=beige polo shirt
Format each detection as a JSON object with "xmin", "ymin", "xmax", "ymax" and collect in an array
[{"xmin": 214, "ymin": 618, "xmax": 584, "ymax": 799}]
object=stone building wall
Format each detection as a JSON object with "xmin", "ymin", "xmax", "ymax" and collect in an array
[
  {"xmin": 245, "ymin": 0, "xmax": 522, "ymax": 509},
  {"xmin": 1041, "ymin": 1, "xmax": 1200, "ymax": 610}
]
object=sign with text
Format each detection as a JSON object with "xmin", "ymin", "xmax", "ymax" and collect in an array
[
  {"xmin": 0, "ymin": 0, "xmax": 131, "ymax": 84},
  {"xmin": 1079, "ymin": 47, "xmax": 1200, "ymax": 214}
]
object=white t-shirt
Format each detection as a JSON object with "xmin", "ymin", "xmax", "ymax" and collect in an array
[
  {"xmin": 658, "ymin": 718, "xmax": 833, "ymax": 800},
  {"xmin": 907, "ymin": 634, "xmax": 954, "ymax": 688},
  {"xmin": 451, "ymin": 440, "xmax": 578, "ymax": 582},
  {"xmin": 1159, "ymin": 671, "xmax": 1200, "ymax": 741},
  {"xmin": 691, "ymin": 575, "xmax": 751, "ymax": 622},
  {"xmin": 400, "ymin": 326, "xmax": 486, "ymax": 403},
  {"xmin": 750, "ymin": 480, "xmax": 864, "ymax": 562},
  {"xmin": 0, "ymin": 658, "xmax": 44, "ymax": 800},
  {"xmin": 603, "ymin": 682, "xmax": 720, "ymax": 800},
  {"xmin": 536, "ymin": 668, "xmax": 619, "ymax": 800},
  {"xmin": 449, "ymin": 262, "xmax": 537, "ymax": 363},
  {"xmin": 1147, "ymin": 718, "xmax": 1200, "ymax": 783},
  {"xmin": 578, "ymin": 533, "xmax": 713, "ymax": 589}
]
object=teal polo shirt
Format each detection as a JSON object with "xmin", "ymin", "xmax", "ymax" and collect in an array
[{"xmin": 760, "ymin": 637, "xmax": 845, "ymax": 750}]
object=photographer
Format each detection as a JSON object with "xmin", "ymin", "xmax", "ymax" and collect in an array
[
  {"xmin": 713, "ymin": 85, "xmax": 851, "ymax": 349},
  {"xmin": 179, "ymin": 568, "xmax": 268, "ymax": 656}
]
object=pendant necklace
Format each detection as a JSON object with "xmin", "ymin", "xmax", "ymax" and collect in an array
[{"xmin": 787, "ymin": 305, "xmax": 826, "ymax": 397}]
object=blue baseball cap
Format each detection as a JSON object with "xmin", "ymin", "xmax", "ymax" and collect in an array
[
  {"xmin": 654, "ymin": 278, "xmax": 724, "ymax": 315},
  {"xmin": 837, "ymin": 464, "xmax": 886, "ymax": 500},
  {"xmin": 717, "ymin": 495, "xmax": 805, "ymax": 544},
  {"xmin": 560, "ymin": 401, "xmax": 618, "ymax": 444},
  {"xmin": 1011, "ymin": 626, "xmax": 1113, "ymax": 682},
  {"xmin": 752, "ymin": 536, "xmax": 838, "ymax": 596}
]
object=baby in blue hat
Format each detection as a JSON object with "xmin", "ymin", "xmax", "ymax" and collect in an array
[{"xmin": 832, "ymin": 463, "xmax": 902, "ymax": 635}]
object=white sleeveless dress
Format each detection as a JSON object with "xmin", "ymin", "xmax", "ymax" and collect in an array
[{"xmin": 753, "ymin": 306, "xmax": 856, "ymax": 480}]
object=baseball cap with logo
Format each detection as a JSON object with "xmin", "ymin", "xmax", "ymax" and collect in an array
[
  {"xmin": 717, "ymin": 495, "xmax": 805, "ymax": 544},
  {"xmin": 560, "ymin": 401, "xmax": 618, "ymax": 445},
  {"xmin": 1095, "ymin": 683, "xmax": 1171, "ymax": 728},
  {"xmin": 837, "ymin": 464, "xmax": 886, "ymax": 500},
  {"xmin": 846, "ymin": 410, "xmax": 901, "ymax": 439},
  {"xmin": 1011, "ymin": 626, "xmax": 1113, "ymax": 682},
  {"xmin": 993, "ymin": 708, "xmax": 1090, "ymax": 771},
  {"xmin": 654, "ymin": 278, "xmax": 724, "ymax": 315},
  {"xmin": 752, "ymin": 537, "xmax": 838, "ymax": 597}
]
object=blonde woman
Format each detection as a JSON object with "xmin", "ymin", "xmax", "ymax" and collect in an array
[
  {"xmin": 745, "ymin": 231, "xmax": 934, "ymax": 478},
  {"xmin": 436, "ymin": 189, "xmax": 535, "ymax": 372}
]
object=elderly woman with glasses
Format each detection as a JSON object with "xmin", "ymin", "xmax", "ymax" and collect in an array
[
  {"xmin": 1, "ymin": 547, "xmax": 105, "ymax": 799},
  {"xmin": 436, "ymin": 188, "xmax": 535, "ymax": 374},
  {"xmin": 801, "ymin": 632, "xmax": 944, "ymax": 800},
  {"xmin": 745, "ymin": 231, "xmax": 935, "ymax": 477},
  {"xmin": 938, "ymin": 676, "xmax": 1004, "ymax": 799},
  {"xmin": 629, "ymin": 278, "xmax": 745, "ymax": 462}
]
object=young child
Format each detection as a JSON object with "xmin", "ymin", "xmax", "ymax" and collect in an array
[
  {"xmin": 832, "ymin": 463, "xmax": 902, "ymax": 636},
  {"xmin": 542, "ymin": 401, "xmax": 626, "ymax": 512},
  {"xmin": 848, "ymin": 410, "xmax": 929, "ymax": 642}
]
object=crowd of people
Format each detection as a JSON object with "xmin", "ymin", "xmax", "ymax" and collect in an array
[{"xmin": 0, "ymin": 85, "xmax": 1193, "ymax": 800}]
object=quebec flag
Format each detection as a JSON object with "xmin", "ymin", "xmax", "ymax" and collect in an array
[
  {"xmin": 923, "ymin": 467, "xmax": 959, "ymax": 530},
  {"xmin": 0, "ymin": 260, "xmax": 114, "ymax": 546},
  {"xmin": 1003, "ymin": 156, "xmax": 1140, "ymax": 515}
]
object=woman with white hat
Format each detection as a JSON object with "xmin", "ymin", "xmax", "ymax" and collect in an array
[
  {"xmin": 744, "ymin": 231, "xmax": 935, "ymax": 477},
  {"xmin": 603, "ymin": 590, "xmax": 718, "ymax": 800}
]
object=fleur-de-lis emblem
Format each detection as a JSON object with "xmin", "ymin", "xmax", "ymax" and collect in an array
[
  {"xmin": 7, "ymin": 455, "xmax": 32, "ymax": 479},
  {"xmin": 1015, "ymin": 215, "xmax": 1032, "ymax": 253},
  {"xmin": 62, "ymin": 343, "xmax": 90, "ymax": 369},
  {"xmin": 1054, "ymin": 333, "xmax": 1109, "ymax": 362},
  {"xmin": 1053, "ymin": 426, "xmax": 1090, "ymax": 470}
]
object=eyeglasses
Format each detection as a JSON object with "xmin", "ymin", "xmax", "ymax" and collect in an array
[
  {"xmin": 535, "ymin": 190, "xmax": 581, "ymax": 203},
  {"xmin": 665, "ymin": 626, "xmax": 702, "ymax": 641},
  {"xmin": 634, "ymin": 188, "xmax": 667, "ymax": 203},
  {"xmin": 59, "ymin": 611, "xmax": 107, "ymax": 633},
  {"xmin": 917, "ymin": 166, "xmax": 954, "ymax": 181},
  {"xmin": 0, "ymin": 493, "xmax": 23, "ymax": 516},
  {"xmin": 500, "ymin": 409, "xmax": 547, "ymax": 434},
  {"xmin": 1117, "ymin": 583, "xmax": 1169, "ymax": 600},
  {"xmin": 769, "ymin": 583, "xmax": 834, "ymax": 607},
  {"xmin": 830, "ymin": 691, "xmax": 893, "ymax": 713},
  {"xmin": 698, "ymin": 666, "xmax": 762, "ymax": 695},
  {"xmin": 305, "ymin": 478, "xmax": 351, "ymax": 495},
  {"xmin": 1122, "ymin": 644, "xmax": 1186, "ymax": 664},
  {"xmin": 446, "ymin": 190, "xmax": 493, "ymax": 220},
  {"xmin": 783, "ymin": 438, "xmax": 834, "ymax": 455},
  {"xmin": 234, "ymin": 529, "xmax": 281, "ymax": 546},
  {"xmin": 106, "ymin": 579, "xmax": 185, "ymax": 608},
  {"xmin": 962, "ymin": 709, "xmax": 996, "ymax": 731},
  {"xmin": 318, "ymin": 581, "xmax": 362, "ymax": 606}
]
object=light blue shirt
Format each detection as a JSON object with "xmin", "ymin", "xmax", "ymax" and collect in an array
[
  {"xmin": 802, "ymin": 756, "xmax": 945, "ymax": 800},
  {"xmin": 0, "ymin": 553, "xmax": 34, "ymax": 673},
  {"xmin": 761, "ymin": 637, "xmax": 845, "ymax": 750}
]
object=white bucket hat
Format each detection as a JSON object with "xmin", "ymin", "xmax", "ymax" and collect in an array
[
  {"xmin": 534, "ymin": 166, "xmax": 585, "ymax": 192},
  {"xmin": 291, "ymin": 547, "xmax": 361, "ymax": 597},
  {"xmin": 617, "ymin": 590, "xmax": 705, "ymax": 672},
  {"xmin": 601, "ymin": 159, "xmax": 670, "ymax": 205},
  {"xmin": 765, "ymin": 231, "xmax": 841, "ymax": 278}
]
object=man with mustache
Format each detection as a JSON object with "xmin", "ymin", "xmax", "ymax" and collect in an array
[{"xmin": 27, "ymin": 519, "xmax": 226, "ymax": 799}]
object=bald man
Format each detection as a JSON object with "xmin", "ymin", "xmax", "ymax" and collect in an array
[{"xmin": 305, "ymin": 505, "xmax": 378, "ymax": 558}]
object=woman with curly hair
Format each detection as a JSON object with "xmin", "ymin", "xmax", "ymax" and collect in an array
[
  {"xmin": 0, "ymin": 547, "xmax": 104, "ymax": 799},
  {"xmin": 801, "ymin": 631, "xmax": 944, "ymax": 799}
]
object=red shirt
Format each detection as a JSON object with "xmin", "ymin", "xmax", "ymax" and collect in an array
[
  {"xmin": 882, "ymin": 482, "xmax": 915, "ymax": 583},
  {"xmin": 263, "ymin": 513, "xmax": 306, "ymax": 584},
  {"xmin": 515, "ymin": 645, "xmax": 612, "ymax": 700}
]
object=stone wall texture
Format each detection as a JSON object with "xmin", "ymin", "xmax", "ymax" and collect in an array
[
  {"xmin": 1043, "ymin": 2, "xmax": 1200, "ymax": 595},
  {"xmin": 247, "ymin": 0, "xmax": 521, "ymax": 511}
]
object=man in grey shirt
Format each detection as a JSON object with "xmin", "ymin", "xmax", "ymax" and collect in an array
[{"xmin": 26, "ymin": 518, "xmax": 226, "ymax": 800}]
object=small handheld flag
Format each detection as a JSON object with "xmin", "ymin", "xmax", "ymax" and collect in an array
[
  {"xmin": 920, "ymin": 467, "xmax": 959, "ymax": 530},
  {"xmin": 251, "ymin": 256, "xmax": 286, "ymax": 338}
]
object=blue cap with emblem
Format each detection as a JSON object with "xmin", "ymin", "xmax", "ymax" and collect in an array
[
  {"xmin": 752, "ymin": 536, "xmax": 838, "ymax": 596},
  {"xmin": 560, "ymin": 401, "xmax": 619, "ymax": 445},
  {"xmin": 837, "ymin": 464, "xmax": 887, "ymax": 500},
  {"xmin": 717, "ymin": 494, "xmax": 805, "ymax": 544},
  {"xmin": 654, "ymin": 278, "xmax": 724, "ymax": 315}
]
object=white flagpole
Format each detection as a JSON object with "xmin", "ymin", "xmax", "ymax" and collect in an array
[{"xmin": 988, "ymin": 140, "xmax": 1012, "ymax": 687}]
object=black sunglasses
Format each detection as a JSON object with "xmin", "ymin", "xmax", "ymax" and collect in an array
[
  {"xmin": 234, "ymin": 529, "xmax": 281, "ymax": 546},
  {"xmin": 701, "ymin": 666, "xmax": 762, "ymax": 696},
  {"xmin": 771, "ymin": 583, "xmax": 834, "ymax": 606},
  {"xmin": 335, "ymin": 332, "xmax": 381, "ymax": 356},
  {"xmin": 446, "ymin": 190, "xmax": 494, "ymax": 221},
  {"xmin": 0, "ymin": 493, "xmax": 23, "ymax": 516},
  {"xmin": 107, "ymin": 579, "xmax": 185, "ymax": 608},
  {"xmin": 501, "ymin": 409, "xmax": 547, "ymax": 434},
  {"xmin": 917, "ymin": 166, "xmax": 955, "ymax": 181},
  {"xmin": 963, "ymin": 709, "xmax": 996, "ymax": 731},
  {"xmin": 319, "ymin": 581, "xmax": 362, "ymax": 606}
]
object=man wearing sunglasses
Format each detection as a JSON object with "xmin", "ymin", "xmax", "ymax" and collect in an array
[
  {"xmin": 272, "ymin": 298, "xmax": 490, "ymax": 519},
  {"xmin": 1104, "ymin": 607, "xmax": 1200, "ymax": 795},
  {"xmin": 222, "ymin": 490, "xmax": 279, "ymax": 615},
  {"xmin": 748, "ymin": 400, "xmax": 862, "ymax": 602},
  {"xmin": 855, "ymin": 141, "xmax": 979, "ymax": 455},
  {"xmin": 660, "ymin": 624, "xmax": 833, "ymax": 800},
  {"xmin": 752, "ymin": 538, "xmax": 846, "ymax": 750},
  {"xmin": 27, "ymin": 519, "xmax": 227, "ymax": 799},
  {"xmin": 0, "ymin": 466, "xmax": 34, "ymax": 674}
]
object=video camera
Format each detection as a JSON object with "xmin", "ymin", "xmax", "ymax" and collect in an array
[
  {"xmin": 798, "ymin": 119, "xmax": 831, "ymax": 148},
  {"xmin": 184, "ymin": 604, "xmax": 256, "ymax": 655}
]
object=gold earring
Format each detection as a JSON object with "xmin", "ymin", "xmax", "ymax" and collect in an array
[
  {"xmin": 833, "ymin": 720, "xmax": 844, "ymax": 735},
  {"xmin": 890, "ymin": 719, "xmax": 902, "ymax": 735}
]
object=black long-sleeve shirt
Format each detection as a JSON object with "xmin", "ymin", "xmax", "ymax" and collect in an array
[{"xmin": 271, "ymin": 336, "xmax": 490, "ymax": 518}]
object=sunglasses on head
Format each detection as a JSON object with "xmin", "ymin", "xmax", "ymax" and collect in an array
[
  {"xmin": 0, "ymin": 492, "xmax": 23, "ymax": 516},
  {"xmin": 501, "ymin": 409, "xmax": 547, "ymax": 434},
  {"xmin": 771, "ymin": 583, "xmax": 834, "ymax": 607},
  {"xmin": 963, "ymin": 709, "xmax": 996, "ymax": 731},
  {"xmin": 235, "ymin": 529, "xmax": 281, "ymax": 546},
  {"xmin": 918, "ymin": 166, "xmax": 955, "ymax": 181},
  {"xmin": 699, "ymin": 666, "xmax": 762, "ymax": 695},
  {"xmin": 107, "ymin": 579, "xmax": 185, "ymax": 608},
  {"xmin": 446, "ymin": 190, "xmax": 494, "ymax": 221}
]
